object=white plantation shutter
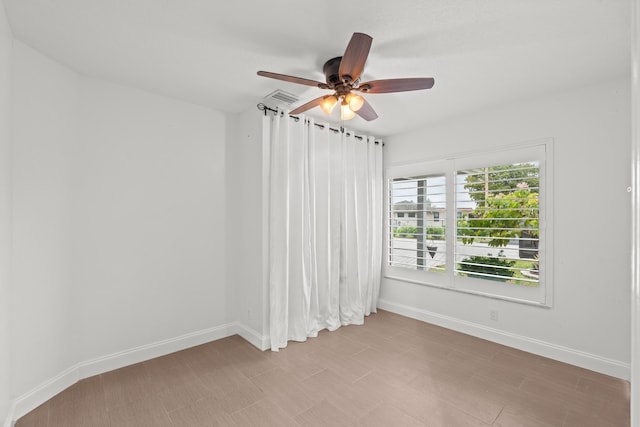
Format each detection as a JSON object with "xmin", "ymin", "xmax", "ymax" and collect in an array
[
  {"xmin": 385, "ymin": 142, "xmax": 552, "ymax": 306},
  {"xmin": 454, "ymin": 162, "xmax": 540, "ymax": 286},
  {"xmin": 388, "ymin": 174, "xmax": 447, "ymax": 273}
]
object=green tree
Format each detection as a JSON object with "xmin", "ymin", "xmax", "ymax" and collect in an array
[
  {"xmin": 464, "ymin": 164, "xmax": 539, "ymax": 204},
  {"xmin": 458, "ymin": 185, "xmax": 539, "ymax": 248}
]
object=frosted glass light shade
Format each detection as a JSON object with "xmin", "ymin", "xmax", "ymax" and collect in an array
[
  {"xmin": 345, "ymin": 93, "xmax": 364, "ymax": 112},
  {"xmin": 320, "ymin": 95, "xmax": 338, "ymax": 114},
  {"xmin": 340, "ymin": 103, "xmax": 356, "ymax": 120}
]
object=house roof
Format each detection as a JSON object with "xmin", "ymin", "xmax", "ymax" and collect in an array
[
  {"xmin": 393, "ymin": 201, "xmax": 417, "ymax": 211},
  {"xmin": 393, "ymin": 200, "xmax": 474, "ymax": 213}
]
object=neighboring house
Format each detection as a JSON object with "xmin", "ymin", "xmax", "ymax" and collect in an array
[
  {"xmin": 391, "ymin": 200, "xmax": 471, "ymax": 229},
  {"xmin": 392, "ymin": 200, "xmax": 420, "ymax": 228}
]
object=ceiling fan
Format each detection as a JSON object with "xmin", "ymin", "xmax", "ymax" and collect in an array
[{"xmin": 257, "ymin": 32, "xmax": 435, "ymax": 121}]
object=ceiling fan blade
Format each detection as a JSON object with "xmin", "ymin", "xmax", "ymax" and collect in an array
[
  {"xmin": 257, "ymin": 71, "xmax": 327, "ymax": 88},
  {"xmin": 358, "ymin": 77, "xmax": 435, "ymax": 94},
  {"xmin": 338, "ymin": 33, "xmax": 373, "ymax": 84},
  {"xmin": 356, "ymin": 97, "xmax": 378, "ymax": 121},
  {"xmin": 290, "ymin": 96, "xmax": 325, "ymax": 115}
]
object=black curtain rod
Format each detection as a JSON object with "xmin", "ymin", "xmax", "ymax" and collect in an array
[{"xmin": 257, "ymin": 103, "xmax": 382, "ymax": 145}]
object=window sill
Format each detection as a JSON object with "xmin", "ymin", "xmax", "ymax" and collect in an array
[{"xmin": 383, "ymin": 273, "xmax": 552, "ymax": 308}]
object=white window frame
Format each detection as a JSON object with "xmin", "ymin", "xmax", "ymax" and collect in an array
[{"xmin": 384, "ymin": 140, "xmax": 553, "ymax": 307}]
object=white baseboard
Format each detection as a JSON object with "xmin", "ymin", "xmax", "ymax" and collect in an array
[
  {"xmin": 3, "ymin": 402, "xmax": 15, "ymax": 427},
  {"xmin": 8, "ymin": 364, "xmax": 79, "ymax": 427},
  {"xmin": 7, "ymin": 322, "xmax": 240, "ymax": 425},
  {"xmin": 377, "ymin": 298, "xmax": 631, "ymax": 380},
  {"xmin": 77, "ymin": 322, "xmax": 237, "ymax": 379},
  {"xmin": 235, "ymin": 322, "xmax": 269, "ymax": 351}
]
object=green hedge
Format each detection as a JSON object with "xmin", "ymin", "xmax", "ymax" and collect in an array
[
  {"xmin": 457, "ymin": 255, "xmax": 515, "ymax": 281},
  {"xmin": 394, "ymin": 226, "xmax": 417, "ymax": 238},
  {"xmin": 393, "ymin": 226, "xmax": 446, "ymax": 240},
  {"xmin": 426, "ymin": 226, "xmax": 445, "ymax": 241}
]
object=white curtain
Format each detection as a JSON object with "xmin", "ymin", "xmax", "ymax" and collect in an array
[{"xmin": 265, "ymin": 110, "xmax": 383, "ymax": 351}]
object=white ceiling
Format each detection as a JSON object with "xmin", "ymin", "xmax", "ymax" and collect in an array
[{"xmin": 3, "ymin": 0, "xmax": 631, "ymax": 137}]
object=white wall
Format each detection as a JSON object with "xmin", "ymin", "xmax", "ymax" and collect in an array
[
  {"xmin": 6, "ymin": 39, "xmax": 232, "ymax": 423},
  {"xmin": 0, "ymin": 1, "xmax": 12, "ymax": 423},
  {"xmin": 75, "ymin": 77, "xmax": 229, "ymax": 362},
  {"xmin": 381, "ymin": 79, "xmax": 631, "ymax": 377},
  {"xmin": 10, "ymin": 40, "xmax": 79, "ymax": 397},
  {"xmin": 226, "ymin": 107, "xmax": 268, "ymax": 346}
]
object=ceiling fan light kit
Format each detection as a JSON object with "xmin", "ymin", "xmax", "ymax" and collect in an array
[
  {"xmin": 320, "ymin": 95, "xmax": 338, "ymax": 114},
  {"xmin": 340, "ymin": 101, "xmax": 357, "ymax": 120},
  {"xmin": 345, "ymin": 93, "xmax": 364, "ymax": 112},
  {"xmin": 257, "ymin": 32, "xmax": 435, "ymax": 122}
]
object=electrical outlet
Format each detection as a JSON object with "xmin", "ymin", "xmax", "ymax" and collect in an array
[{"xmin": 490, "ymin": 309, "xmax": 499, "ymax": 321}]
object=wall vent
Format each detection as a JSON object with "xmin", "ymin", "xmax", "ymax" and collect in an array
[{"xmin": 264, "ymin": 89, "xmax": 299, "ymax": 106}]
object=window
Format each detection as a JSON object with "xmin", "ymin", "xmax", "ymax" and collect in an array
[
  {"xmin": 389, "ymin": 173, "xmax": 447, "ymax": 273},
  {"xmin": 385, "ymin": 142, "xmax": 552, "ymax": 306}
]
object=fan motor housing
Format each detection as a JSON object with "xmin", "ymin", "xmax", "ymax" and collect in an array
[{"xmin": 323, "ymin": 57, "xmax": 342, "ymax": 87}]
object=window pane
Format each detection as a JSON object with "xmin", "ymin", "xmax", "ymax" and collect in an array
[
  {"xmin": 389, "ymin": 175, "xmax": 446, "ymax": 273},
  {"xmin": 455, "ymin": 162, "xmax": 540, "ymax": 286}
]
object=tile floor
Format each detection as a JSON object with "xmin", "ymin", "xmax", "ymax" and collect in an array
[{"xmin": 15, "ymin": 310, "xmax": 630, "ymax": 426}]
